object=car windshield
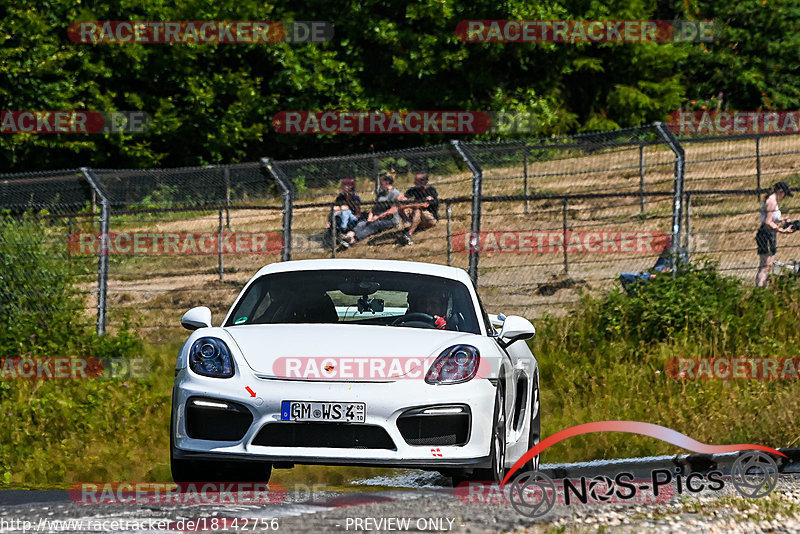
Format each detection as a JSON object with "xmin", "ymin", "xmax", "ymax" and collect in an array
[{"xmin": 224, "ymin": 269, "xmax": 481, "ymax": 334}]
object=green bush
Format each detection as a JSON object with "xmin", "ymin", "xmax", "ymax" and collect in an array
[
  {"xmin": 594, "ymin": 262, "xmax": 749, "ymax": 345},
  {"xmin": 0, "ymin": 217, "xmax": 82, "ymax": 353},
  {"xmin": 0, "ymin": 216, "xmax": 147, "ymax": 487},
  {"xmin": 531, "ymin": 262, "xmax": 800, "ymax": 463},
  {"xmin": 0, "ymin": 216, "xmax": 142, "ymax": 356}
]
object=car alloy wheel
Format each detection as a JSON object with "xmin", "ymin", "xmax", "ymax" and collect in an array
[
  {"xmin": 525, "ymin": 373, "xmax": 541, "ymax": 472},
  {"xmin": 472, "ymin": 386, "xmax": 507, "ymax": 483},
  {"xmin": 492, "ymin": 388, "xmax": 507, "ymax": 481}
]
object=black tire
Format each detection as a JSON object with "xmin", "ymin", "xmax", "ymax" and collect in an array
[
  {"xmin": 170, "ymin": 406, "xmax": 272, "ymax": 483},
  {"xmin": 170, "ymin": 457, "xmax": 272, "ymax": 483},
  {"xmin": 452, "ymin": 386, "xmax": 506, "ymax": 485},
  {"xmin": 523, "ymin": 372, "xmax": 541, "ymax": 472}
]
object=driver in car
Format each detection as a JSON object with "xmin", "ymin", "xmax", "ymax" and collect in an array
[{"xmin": 405, "ymin": 289, "xmax": 449, "ymax": 329}]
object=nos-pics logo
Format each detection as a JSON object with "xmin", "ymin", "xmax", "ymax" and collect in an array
[{"xmin": 501, "ymin": 421, "xmax": 783, "ymax": 519}]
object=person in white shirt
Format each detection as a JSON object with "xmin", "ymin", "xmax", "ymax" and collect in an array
[{"xmin": 755, "ymin": 181, "xmax": 795, "ymax": 287}]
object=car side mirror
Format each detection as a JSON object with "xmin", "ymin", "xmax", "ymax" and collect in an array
[
  {"xmin": 498, "ymin": 315, "xmax": 535, "ymax": 348},
  {"xmin": 181, "ymin": 306, "xmax": 212, "ymax": 330}
]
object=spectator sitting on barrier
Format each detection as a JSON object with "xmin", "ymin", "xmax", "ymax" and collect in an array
[
  {"xmin": 326, "ymin": 178, "xmax": 362, "ymax": 234},
  {"xmin": 400, "ymin": 173, "xmax": 439, "ymax": 246},
  {"xmin": 341, "ymin": 173, "xmax": 405, "ymax": 248}
]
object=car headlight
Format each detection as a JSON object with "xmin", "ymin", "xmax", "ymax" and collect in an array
[
  {"xmin": 189, "ymin": 337, "xmax": 234, "ymax": 378},
  {"xmin": 425, "ymin": 345, "xmax": 480, "ymax": 385}
]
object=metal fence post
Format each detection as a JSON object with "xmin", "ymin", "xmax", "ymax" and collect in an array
[
  {"xmin": 218, "ymin": 209, "xmax": 224, "ymax": 281},
  {"xmin": 446, "ymin": 201, "xmax": 452, "ymax": 266},
  {"xmin": 223, "ymin": 166, "xmax": 231, "ymax": 228},
  {"xmin": 261, "ymin": 158, "xmax": 293, "ymax": 262},
  {"xmin": 756, "ymin": 135, "xmax": 762, "ymax": 200},
  {"xmin": 66, "ymin": 216, "xmax": 73, "ymax": 259},
  {"xmin": 329, "ymin": 205, "xmax": 337, "ymax": 258},
  {"xmin": 80, "ymin": 167, "xmax": 109, "ymax": 335},
  {"xmin": 654, "ymin": 122, "xmax": 686, "ymax": 279},
  {"xmin": 373, "ymin": 157, "xmax": 381, "ymax": 195},
  {"xmin": 523, "ymin": 148, "xmax": 530, "ymax": 215},
  {"xmin": 639, "ymin": 143, "xmax": 646, "ymax": 213},
  {"xmin": 451, "ymin": 141, "xmax": 483, "ymax": 286},
  {"xmin": 684, "ymin": 192, "xmax": 691, "ymax": 263},
  {"xmin": 562, "ymin": 197, "xmax": 569, "ymax": 274}
]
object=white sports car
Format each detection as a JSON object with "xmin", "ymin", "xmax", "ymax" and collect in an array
[{"xmin": 170, "ymin": 259, "xmax": 540, "ymax": 484}]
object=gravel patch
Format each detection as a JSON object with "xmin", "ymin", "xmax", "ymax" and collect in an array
[{"xmin": 1, "ymin": 474, "xmax": 798, "ymax": 533}]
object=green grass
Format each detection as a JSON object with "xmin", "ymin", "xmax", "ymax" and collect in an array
[
  {"xmin": 0, "ymin": 341, "xmax": 174, "ymax": 487},
  {"xmin": 0, "ymin": 335, "xmax": 406, "ymax": 488},
  {"xmin": 533, "ymin": 263, "xmax": 800, "ymax": 463}
]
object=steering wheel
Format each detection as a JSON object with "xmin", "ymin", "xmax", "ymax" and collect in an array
[{"xmin": 391, "ymin": 312, "xmax": 437, "ymax": 329}]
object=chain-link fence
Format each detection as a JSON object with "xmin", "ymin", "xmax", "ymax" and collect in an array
[
  {"xmin": 0, "ymin": 215, "xmax": 88, "ymax": 346},
  {"xmin": 1, "ymin": 163, "xmax": 284, "ymax": 341},
  {"xmin": 450, "ymin": 126, "xmax": 682, "ymax": 317},
  {"xmin": 84, "ymin": 163, "xmax": 282, "ymax": 337},
  {"xmin": 3, "ymin": 124, "xmax": 800, "ymax": 337},
  {"xmin": 676, "ymin": 132, "xmax": 800, "ymax": 282},
  {"xmin": 265, "ymin": 144, "xmax": 473, "ymax": 270}
]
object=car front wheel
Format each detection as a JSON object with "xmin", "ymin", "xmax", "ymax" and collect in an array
[
  {"xmin": 524, "ymin": 373, "xmax": 541, "ymax": 472},
  {"xmin": 452, "ymin": 386, "xmax": 506, "ymax": 485},
  {"xmin": 170, "ymin": 457, "xmax": 272, "ymax": 483},
  {"xmin": 170, "ymin": 409, "xmax": 272, "ymax": 483}
]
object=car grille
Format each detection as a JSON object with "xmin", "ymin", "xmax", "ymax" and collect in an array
[
  {"xmin": 252, "ymin": 423, "xmax": 396, "ymax": 449},
  {"xmin": 397, "ymin": 406, "xmax": 471, "ymax": 446}
]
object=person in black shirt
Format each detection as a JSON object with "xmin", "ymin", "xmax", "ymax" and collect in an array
[
  {"xmin": 328, "ymin": 178, "xmax": 362, "ymax": 232},
  {"xmin": 401, "ymin": 173, "xmax": 439, "ymax": 245}
]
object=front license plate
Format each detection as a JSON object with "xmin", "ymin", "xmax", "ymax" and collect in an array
[{"xmin": 281, "ymin": 401, "xmax": 366, "ymax": 423}]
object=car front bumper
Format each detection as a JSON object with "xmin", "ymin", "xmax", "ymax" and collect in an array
[{"xmin": 172, "ymin": 368, "xmax": 497, "ymax": 469}]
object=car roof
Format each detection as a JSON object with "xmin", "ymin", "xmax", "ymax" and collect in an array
[{"xmin": 253, "ymin": 259, "xmax": 473, "ymax": 285}]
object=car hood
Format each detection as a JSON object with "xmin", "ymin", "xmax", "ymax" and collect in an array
[{"xmin": 224, "ymin": 323, "xmax": 478, "ymax": 380}]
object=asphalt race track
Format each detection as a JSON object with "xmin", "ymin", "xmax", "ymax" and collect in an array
[{"xmin": 2, "ymin": 454, "xmax": 799, "ymax": 533}]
